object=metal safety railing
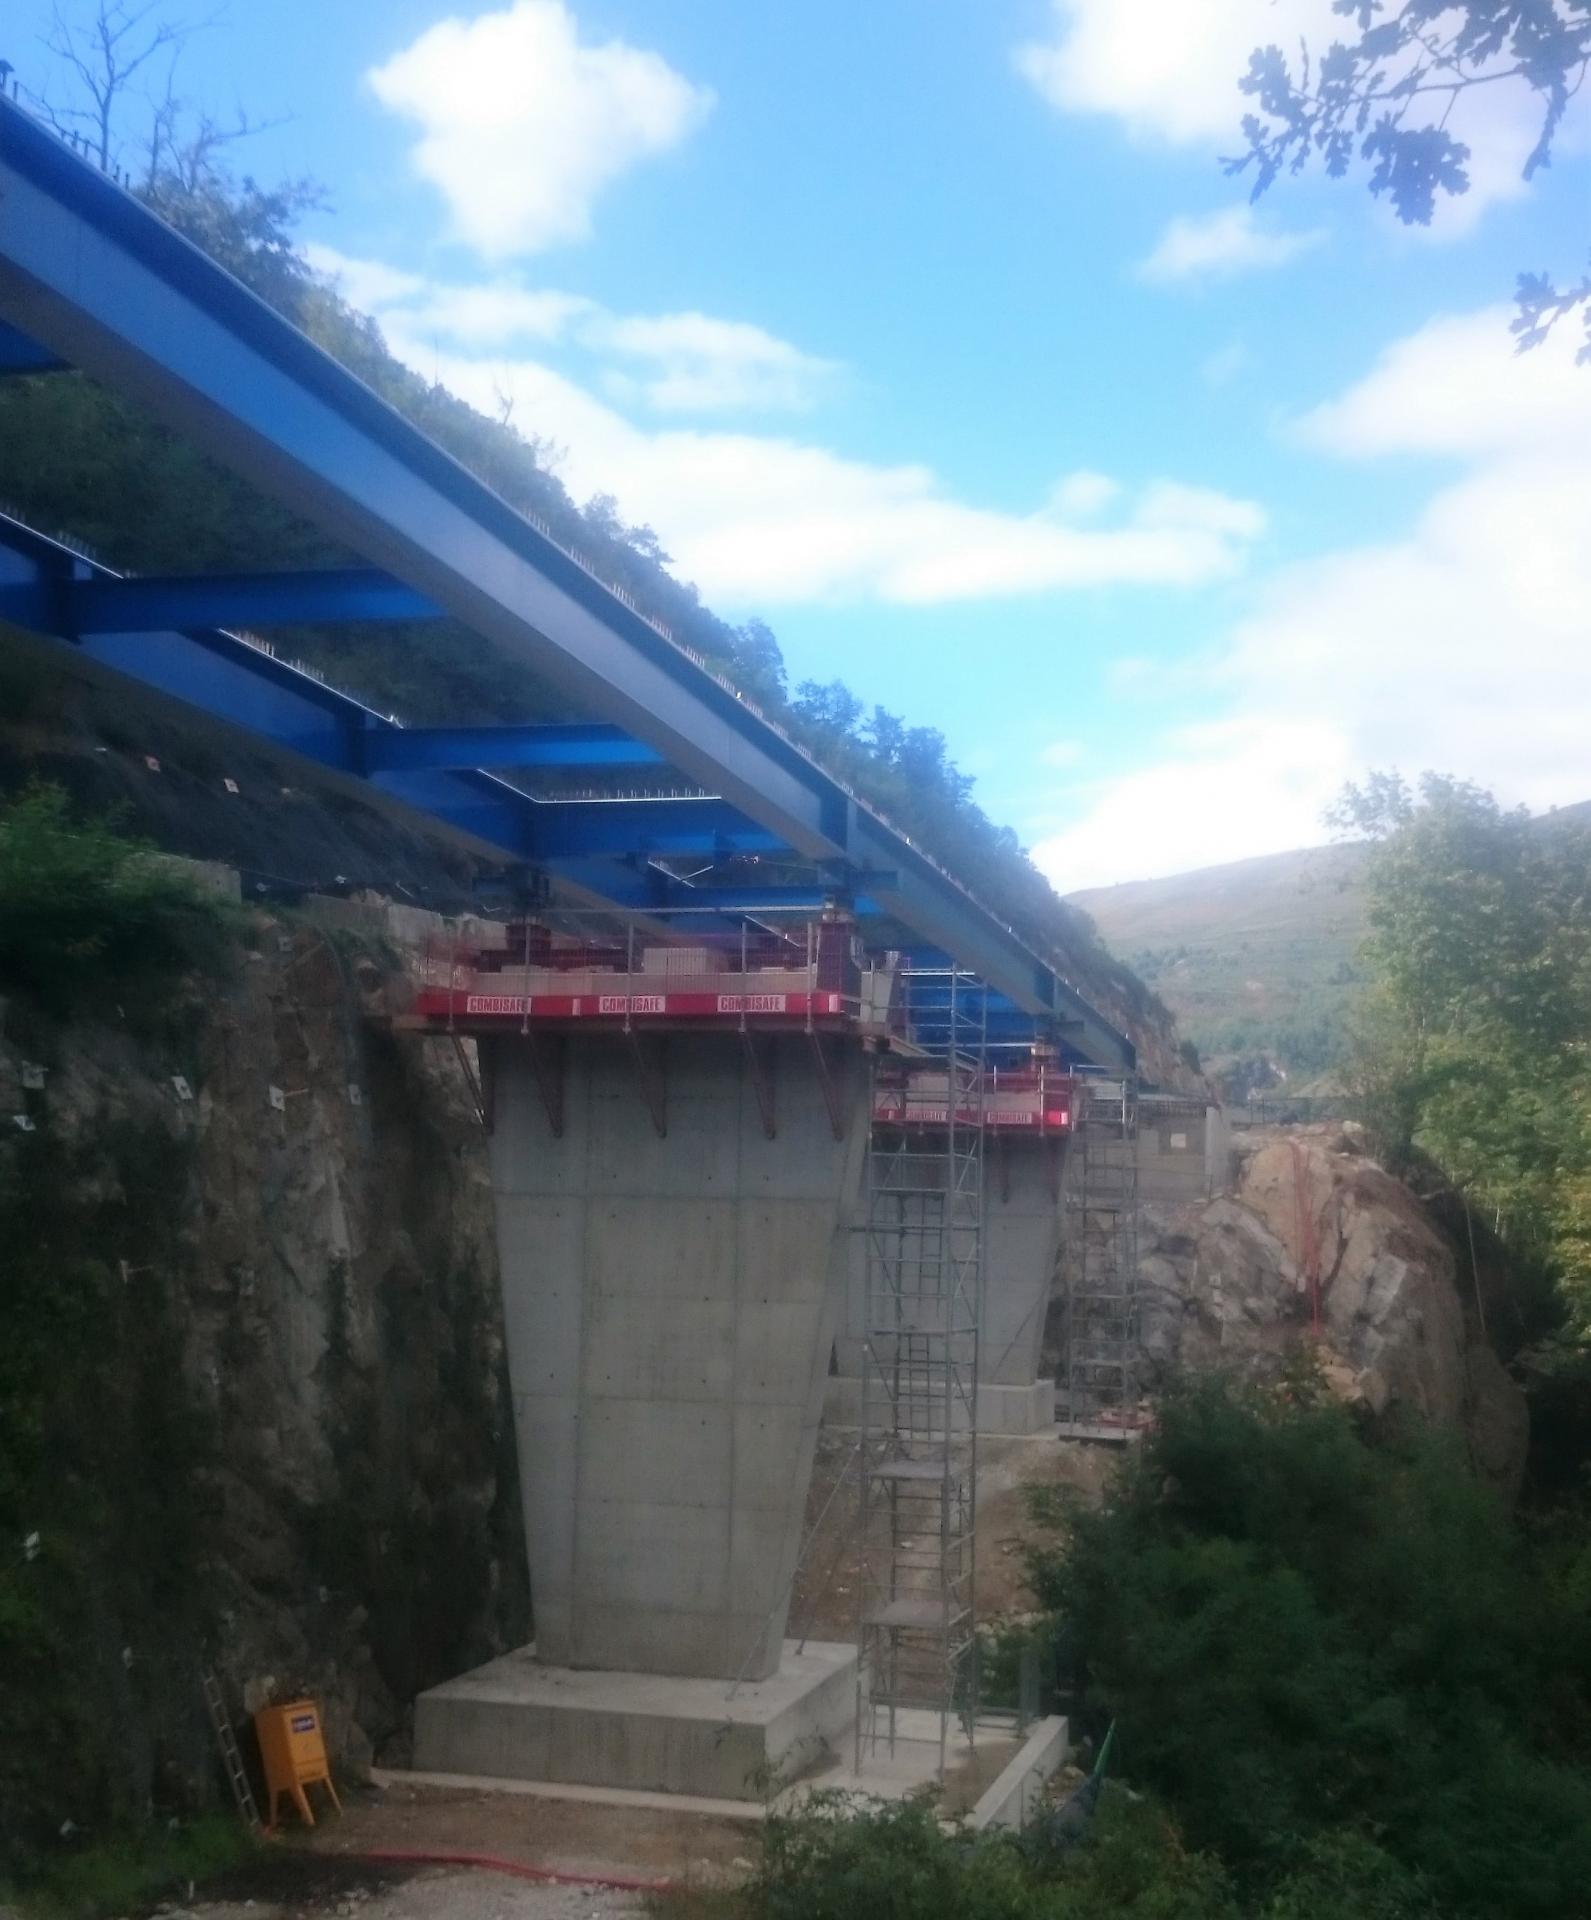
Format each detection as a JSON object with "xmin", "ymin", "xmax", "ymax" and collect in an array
[{"xmin": 412, "ymin": 905, "xmax": 867, "ymax": 1024}]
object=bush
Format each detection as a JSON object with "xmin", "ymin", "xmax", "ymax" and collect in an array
[
  {"xmin": 0, "ymin": 783, "xmax": 237, "ymax": 1011},
  {"xmin": 742, "ymin": 1788, "xmax": 1236, "ymax": 1920},
  {"xmin": 1039, "ymin": 1376, "xmax": 1591, "ymax": 1915}
]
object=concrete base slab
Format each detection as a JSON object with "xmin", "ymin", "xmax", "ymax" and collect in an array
[
  {"xmin": 371, "ymin": 1764, "xmax": 765, "ymax": 1821},
  {"xmin": 797, "ymin": 1709, "xmax": 1025, "ymax": 1817},
  {"xmin": 414, "ymin": 1641, "xmax": 857, "ymax": 1801},
  {"xmin": 824, "ymin": 1375, "xmax": 1057, "ymax": 1435}
]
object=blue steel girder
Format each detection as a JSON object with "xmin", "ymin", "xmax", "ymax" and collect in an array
[
  {"xmin": 0, "ymin": 98, "xmax": 1132, "ymax": 1061},
  {"xmin": 0, "ymin": 100, "xmax": 839, "ymax": 858},
  {"xmin": 0, "ymin": 317, "xmax": 65, "ymax": 373}
]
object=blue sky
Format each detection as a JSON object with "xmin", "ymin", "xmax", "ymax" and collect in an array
[{"xmin": 10, "ymin": 1, "xmax": 1589, "ymax": 887}]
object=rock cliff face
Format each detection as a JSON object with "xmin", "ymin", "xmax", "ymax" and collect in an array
[
  {"xmin": 0, "ymin": 900, "xmax": 525, "ymax": 1841},
  {"xmin": 1136, "ymin": 1126, "xmax": 1529, "ymax": 1495}
]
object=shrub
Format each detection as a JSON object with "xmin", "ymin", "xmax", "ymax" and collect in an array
[
  {"xmin": 742, "ymin": 1788, "xmax": 1237, "ymax": 1920},
  {"xmin": 0, "ymin": 783, "xmax": 237, "ymax": 1011},
  {"xmin": 1040, "ymin": 1376, "xmax": 1591, "ymax": 1915}
]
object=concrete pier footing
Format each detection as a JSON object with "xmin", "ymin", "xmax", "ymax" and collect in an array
[{"xmin": 415, "ymin": 1640, "xmax": 858, "ymax": 1800}]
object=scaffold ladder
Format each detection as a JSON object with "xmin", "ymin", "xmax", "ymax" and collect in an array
[
  {"xmin": 855, "ymin": 967, "xmax": 986, "ymax": 1778},
  {"xmin": 1058, "ymin": 1073, "xmax": 1141, "ymax": 1439}
]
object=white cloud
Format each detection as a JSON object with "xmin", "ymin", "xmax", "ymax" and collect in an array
[
  {"xmin": 311, "ymin": 246, "xmax": 832, "ymax": 415},
  {"xmin": 353, "ymin": 323, "xmax": 1259, "ymax": 607},
  {"xmin": 424, "ymin": 345, "xmax": 1264, "ymax": 605},
  {"xmin": 1015, "ymin": 0, "xmax": 1582, "ymax": 232},
  {"xmin": 317, "ymin": 245, "xmax": 1265, "ymax": 607},
  {"xmin": 302, "ymin": 245, "xmax": 426, "ymax": 312},
  {"xmin": 1015, "ymin": 0, "xmax": 1343, "ymax": 143},
  {"xmin": 1034, "ymin": 718, "xmax": 1348, "ymax": 891},
  {"xmin": 591, "ymin": 312, "xmax": 839, "ymax": 414},
  {"xmin": 1031, "ymin": 311, "xmax": 1591, "ymax": 889},
  {"xmin": 1048, "ymin": 470, "xmax": 1120, "ymax": 516},
  {"xmin": 1139, "ymin": 205, "xmax": 1324, "ymax": 283},
  {"xmin": 1294, "ymin": 306, "xmax": 1591, "ymax": 459},
  {"xmin": 367, "ymin": 0, "xmax": 714, "ymax": 256}
]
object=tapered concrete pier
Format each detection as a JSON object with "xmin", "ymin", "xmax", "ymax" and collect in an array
[{"xmin": 416, "ymin": 1029, "xmax": 867, "ymax": 1795}]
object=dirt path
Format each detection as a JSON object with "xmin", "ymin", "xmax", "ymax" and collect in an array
[
  {"xmin": 308, "ymin": 1779, "xmax": 749, "ymax": 1883},
  {"xmin": 187, "ymin": 1863, "xmax": 646, "ymax": 1920}
]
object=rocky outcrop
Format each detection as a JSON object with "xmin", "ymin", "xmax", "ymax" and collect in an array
[
  {"xmin": 1136, "ymin": 1126, "xmax": 1529, "ymax": 1496},
  {"xmin": 0, "ymin": 897, "xmax": 525, "ymax": 1826}
]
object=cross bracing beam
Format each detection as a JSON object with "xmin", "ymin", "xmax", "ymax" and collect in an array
[
  {"xmin": 359, "ymin": 723, "xmax": 663, "ymax": 773},
  {"xmin": 0, "ymin": 98, "xmax": 1132, "ymax": 1064},
  {"xmin": 4, "ymin": 567, "xmax": 442, "ymax": 632},
  {"xmin": 496, "ymin": 797, "xmax": 785, "ymax": 862}
]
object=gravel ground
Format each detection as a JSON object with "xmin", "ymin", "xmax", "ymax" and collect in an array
[{"xmin": 181, "ymin": 1867, "xmax": 647, "ymax": 1920}]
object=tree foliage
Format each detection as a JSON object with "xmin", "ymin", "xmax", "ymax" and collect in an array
[
  {"xmin": 1231, "ymin": 2, "xmax": 1591, "ymax": 361},
  {"xmin": 1330, "ymin": 773, "xmax": 1591, "ymax": 1333},
  {"xmin": 1031, "ymin": 1374, "xmax": 1591, "ymax": 1917}
]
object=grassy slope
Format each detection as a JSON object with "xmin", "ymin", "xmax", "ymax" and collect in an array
[{"xmin": 1070, "ymin": 841, "xmax": 1371, "ymax": 1088}]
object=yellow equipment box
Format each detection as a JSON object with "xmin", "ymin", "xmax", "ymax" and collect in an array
[{"xmin": 253, "ymin": 1699, "xmax": 342, "ymax": 1830}]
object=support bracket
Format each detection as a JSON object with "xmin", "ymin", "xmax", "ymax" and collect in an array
[
  {"xmin": 520, "ymin": 1031, "xmax": 565, "ymax": 1140},
  {"xmin": 627, "ymin": 1031, "xmax": 668, "ymax": 1139},
  {"xmin": 450, "ymin": 1032, "xmax": 487, "ymax": 1130},
  {"xmin": 807, "ymin": 1030, "xmax": 845, "ymax": 1143},
  {"xmin": 740, "ymin": 1026, "xmax": 777, "ymax": 1140}
]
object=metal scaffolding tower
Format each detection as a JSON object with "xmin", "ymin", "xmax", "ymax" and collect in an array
[
  {"xmin": 855, "ymin": 968, "xmax": 987, "ymax": 1777},
  {"xmin": 1058, "ymin": 1073, "xmax": 1141, "ymax": 1440}
]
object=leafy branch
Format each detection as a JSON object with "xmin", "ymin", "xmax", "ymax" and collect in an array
[{"xmin": 1229, "ymin": 2, "xmax": 1591, "ymax": 357}]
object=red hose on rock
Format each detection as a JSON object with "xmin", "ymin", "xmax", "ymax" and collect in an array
[{"xmin": 353, "ymin": 1846, "xmax": 672, "ymax": 1894}]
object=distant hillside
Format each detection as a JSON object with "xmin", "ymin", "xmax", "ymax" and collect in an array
[
  {"xmin": 1071, "ymin": 800, "xmax": 1591, "ymax": 1096},
  {"xmin": 1070, "ymin": 843, "xmax": 1369, "ymax": 1094}
]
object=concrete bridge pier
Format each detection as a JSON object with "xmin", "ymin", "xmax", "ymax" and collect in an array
[
  {"xmin": 828, "ymin": 1133, "xmax": 1065, "ymax": 1434},
  {"xmin": 415, "ymin": 1028, "xmax": 868, "ymax": 1798}
]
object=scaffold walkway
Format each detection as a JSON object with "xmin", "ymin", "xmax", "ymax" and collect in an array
[
  {"xmin": 855, "ymin": 967, "xmax": 987, "ymax": 1778},
  {"xmin": 1058, "ymin": 1073, "xmax": 1142, "ymax": 1441}
]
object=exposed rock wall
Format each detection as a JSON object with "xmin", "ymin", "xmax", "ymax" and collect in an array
[
  {"xmin": 1135, "ymin": 1125, "xmax": 1528, "ymax": 1495},
  {"xmin": 0, "ymin": 901, "xmax": 525, "ymax": 1838}
]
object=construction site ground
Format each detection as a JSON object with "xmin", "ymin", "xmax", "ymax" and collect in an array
[
  {"xmin": 148, "ymin": 1435, "xmax": 1118, "ymax": 1920},
  {"xmin": 166, "ymin": 1858, "xmax": 646, "ymax": 1919},
  {"xmin": 154, "ymin": 1777, "xmax": 746, "ymax": 1920}
]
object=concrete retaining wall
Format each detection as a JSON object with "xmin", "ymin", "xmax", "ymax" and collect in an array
[{"xmin": 970, "ymin": 1715, "xmax": 1071, "ymax": 1830}]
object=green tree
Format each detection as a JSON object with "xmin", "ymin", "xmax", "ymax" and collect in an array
[
  {"xmin": 1330, "ymin": 774, "xmax": 1591, "ymax": 1332},
  {"xmin": 1233, "ymin": 3, "xmax": 1591, "ymax": 361}
]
